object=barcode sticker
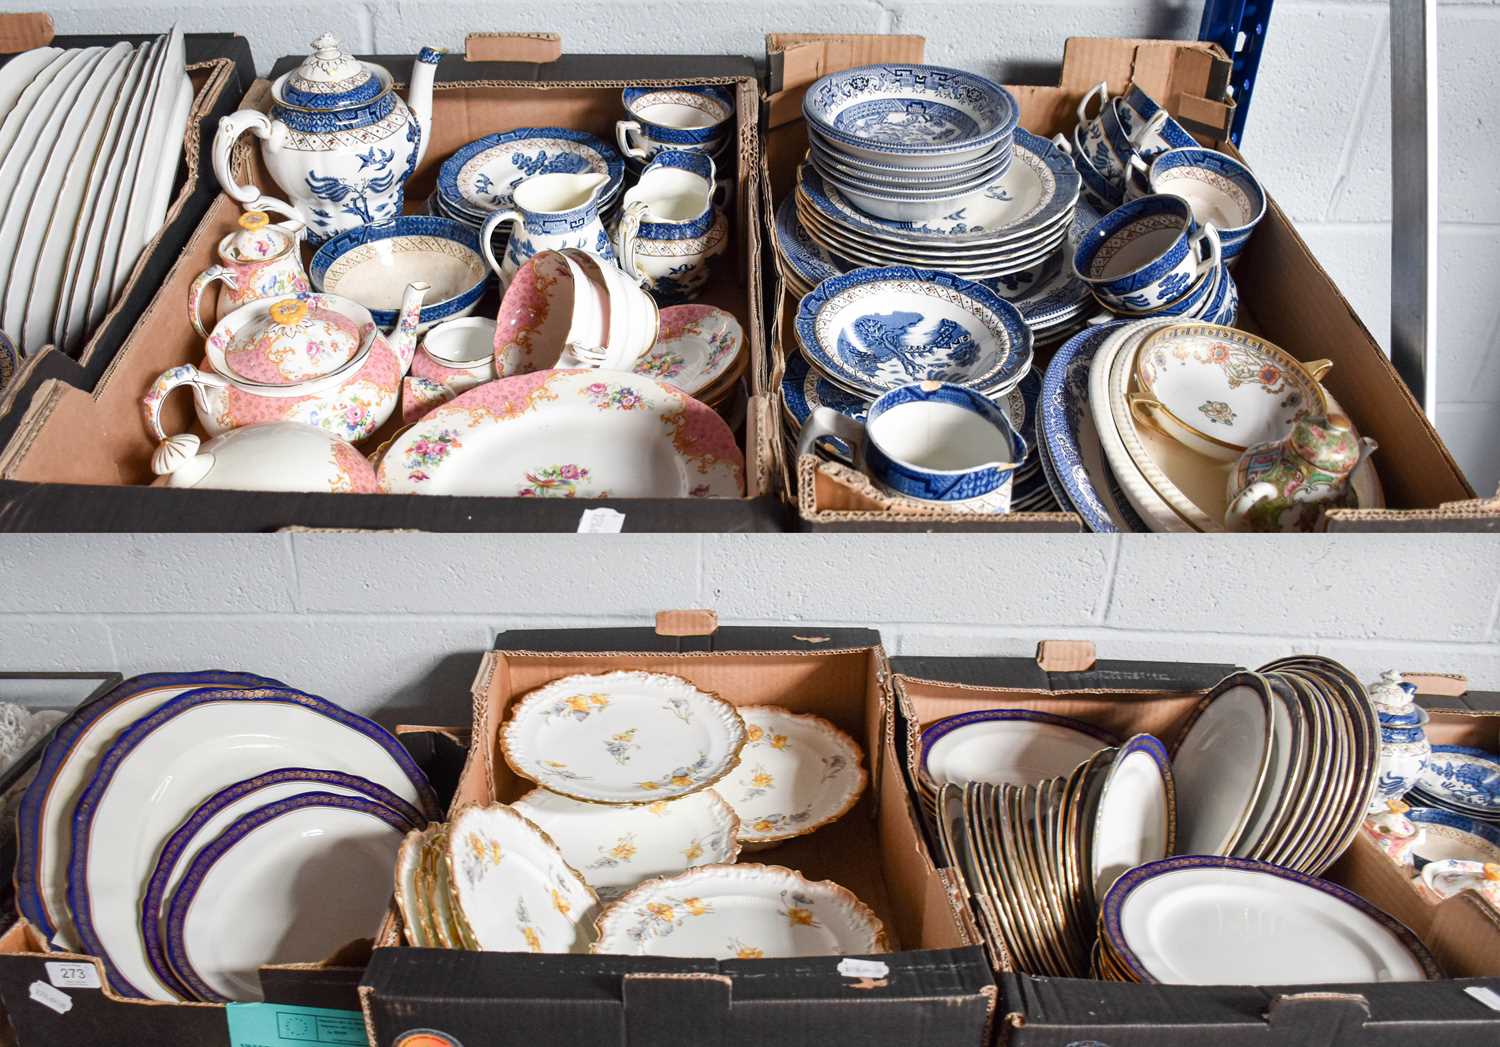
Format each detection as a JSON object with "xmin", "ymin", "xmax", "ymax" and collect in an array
[
  {"xmin": 45, "ymin": 962, "xmax": 100, "ymax": 990},
  {"xmin": 837, "ymin": 957, "xmax": 890, "ymax": 979},
  {"xmin": 577, "ymin": 508, "xmax": 626, "ymax": 533},
  {"xmin": 28, "ymin": 980, "xmax": 71, "ymax": 1015}
]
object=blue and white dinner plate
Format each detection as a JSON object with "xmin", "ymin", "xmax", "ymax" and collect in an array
[
  {"xmin": 803, "ymin": 64, "xmax": 1018, "ymax": 159},
  {"xmin": 795, "ymin": 266, "xmax": 1032, "ymax": 399},
  {"xmin": 774, "ymin": 194, "xmax": 842, "ymax": 290},
  {"xmin": 796, "ymin": 128, "xmax": 1079, "ymax": 247},
  {"xmin": 1038, "ymin": 323, "xmax": 1149, "ymax": 533},
  {"xmin": 1412, "ymin": 746, "xmax": 1500, "ymax": 818},
  {"xmin": 437, "ymin": 127, "xmax": 624, "ymax": 217}
]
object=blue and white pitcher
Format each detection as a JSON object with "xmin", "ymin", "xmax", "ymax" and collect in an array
[{"xmin": 479, "ymin": 172, "xmax": 614, "ymax": 288}]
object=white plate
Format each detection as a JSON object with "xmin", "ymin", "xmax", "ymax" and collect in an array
[
  {"xmin": 54, "ymin": 37, "xmax": 159, "ymax": 352},
  {"xmin": 6, "ymin": 44, "xmax": 133, "ymax": 352},
  {"xmin": 1170, "ymin": 673, "xmax": 1274, "ymax": 856},
  {"xmin": 1090, "ymin": 734, "xmax": 1173, "ymax": 906},
  {"xmin": 628, "ymin": 305, "xmax": 744, "ymax": 399},
  {"xmin": 1103, "ymin": 857, "xmax": 1438, "ymax": 984},
  {"xmin": 0, "ymin": 47, "xmax": 61, "ymax": 118},
  {"xmin": 512, "ymin": 787, "xmax": 741, "ymax": 898},
  {"xmin": 394, "ymin": 826, "xmax": 438, "ymax": 946},
  {"xmin": 921, "ymin": 709, "xmax": 1118, "ymax": 790},
  {"xmin": 717, "ymin": 707, "xmax": 867, "ymax": 845},
  {"xmin": 163, "ymin": 792, "xmax": 408, "ymax": 1001},
  {"xmin": 68, "ymin": 684, "xmax": 439, "ymax": 1000},
  {"xmin": 1232, "ymin": 677, "xmax": 1299, "ymax": 858},
  {"xmin": 140, "ymin": 767, "xmax": 424, "ymax": 998},
  {"xmin": 377, "ymin": 369, "xmax": 744, "ymax": 499},
  {"xmin": 592, "ymin": 863, "xmax": 889, "ymax": 958},
  {"xmin": 445, "ymin": 802, "xmax": 599, "ymax": 953},
  {"xmin": 15, "ymin": 669, "xmax": 284, "ymax": 951},
  {"xmin": 500, "ymin": 670, "xmax": 748, "ymax": 804}
]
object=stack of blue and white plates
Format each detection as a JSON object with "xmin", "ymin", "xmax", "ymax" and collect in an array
[
  {"xmin": 16, "ymin": 671, "xmax": 440, "ymax": 1003},
  {"xmin": 1408, "ymin": 746, "xmax": 1500, "ymax": 824}
]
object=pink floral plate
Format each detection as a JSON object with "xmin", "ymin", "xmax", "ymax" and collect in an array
[
  {"xmin": 630, "ymin": 305, "xmax": 744, "ymax": 399},
  {"xmin": 376, "ymin": 368, "xmax": 745, "ymax": 498}
]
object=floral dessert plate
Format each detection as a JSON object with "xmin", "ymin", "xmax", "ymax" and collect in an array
[
  {"xmin": 444, "ymin": 803, "xmax": 599, "ymax": 953},
  {"xmin": 163, "ymin": 792, "xmax": 409, "ymax": 1002},
  {"xmin": 438, "ymin": 128, "xmax": 624, "ymax": 218},
  {"xmin": 797, "ymin": 130, "xmax": 1078, "ymax": 246},
  {"xmin": 16, "ymin": 670, "xmax": 287, "ymax": 951},
  {"xmin": 67, "ymin": 685, "xmax": 439, "ymax": 1000},
  {"xmin": 511, "ymin": 787, "xmax": 740, "ymax": 899},
  {"xmin": 717, "ymin": 707, "xmax": 867, "ymax": 846},
  {"xmin": 140, "ymin": 767, "xmax": 424, "ymax": 997},
  {"xmin": 629, "ymin": 305, "xmax": 744, "ymax": 399},
  {"xmin": 920, "ymin": 709, "xmax": 1118, "ymax": 792},
  {"xmin": 795, "ymin": 267, "xmax": 1031, "ymax": 398},
  {"xmin": 1100, "ymin": 856, "xmax": 1439, "ymax": 984},
  {"xmin": 592, "ymin": 863, "xmax": 889, "ymax": 958},
  {"xmin": 1169, "ymin": 673, "xmax": 1275, "ymax": 857},
  {"xmin": 395, "ymin": 825, "xmax": 439, "ymax": 947},
  {"xmin": 1407, "ymin": 808, "xmax": 1500, "ymax": 864},
  {"xmin": 500, "ymin": 671, "xmax": 749, "ymax": 804},
  {"xmin": 377, "ymin": 370, "xmax": 744, "ymax": 499},
  {"xmin": 1415, "ymin": 746, "xmax": 1500, "ymax": 817}
]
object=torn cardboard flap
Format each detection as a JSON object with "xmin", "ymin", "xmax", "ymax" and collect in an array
[
  {"xmin": 1403, "ymin": 673, "xmax": 1469, "ymax": 698},
  {"xmin": 464, "ymin": 32, "xmax": 562, "ymax": 64},
  {"xmin": 765, "ymin": 33, "xmax": 925, "ymax": 130},
  {"xmin": 0, "ymin": 12, "xmax": 53, "ymax": 53}
]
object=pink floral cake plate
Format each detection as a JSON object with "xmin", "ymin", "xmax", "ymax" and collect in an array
[
  {"xmin": 628, "ymin": 305, "xmax": 744, "ymax": 399},
  {"xmin": 376, "ymin": 368, "xmax": 744, "ymax": 498}
]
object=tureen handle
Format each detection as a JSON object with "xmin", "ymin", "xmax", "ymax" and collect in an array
[
  {"xmin": 213, "ymin": 109, "xmax": 282, "ymax": 205},
  {"xmin": 187, "ymin": 267, "xmax": 237, "ymax": 339},
  {"xmin": 142, "ymin": 364, "xmax": 230, "ymax": 444}
]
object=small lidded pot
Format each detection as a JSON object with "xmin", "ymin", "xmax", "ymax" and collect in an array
[
  {"xmin": 1362, "ymin": 799, "xmax": 1426, "ymax": 867},
  {"xmin": 188, "ymin": 209, "xmax": 311, "ymax": 337},
  {"xmin": 1367, "ymin": 670, "xmax": 1431, "ymax": 813}
]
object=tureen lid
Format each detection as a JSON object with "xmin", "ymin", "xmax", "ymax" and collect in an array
[
  {"xmin": 1367, "ymin": 670, "xmax": 1419, "ymax": 715},
  {"xmin": 281, "ymin": 33, "xmax": 384, "ymax": 109},
  {"xmin": 222, "ymin": 211, "xmax": 293, "ymax": 262},
  {"xmin": 221, "ymin": 298, "xmax": 363, "ymax": 386}
]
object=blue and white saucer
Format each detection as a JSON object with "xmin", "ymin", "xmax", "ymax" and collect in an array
[{"xmin": 437, "ymin": 128, "xmax": 624, "ymax": 219}]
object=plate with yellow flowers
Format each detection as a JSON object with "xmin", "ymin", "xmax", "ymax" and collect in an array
[
  {"xmin": 500, "ymin": 671, "xmax": 749, "ymax": 804},
  {"xmin": 717, "ymin": 707, "xmax": 867, "ymax": 847},
  {"xmin": 591, "ymin": 863, "xmax": 889, "ymax": 958}
]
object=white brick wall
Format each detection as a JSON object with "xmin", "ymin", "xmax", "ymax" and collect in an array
[
  {"xmin": 1, "ymin": 535, "xmax": 1496, "ymax": 725},
  {"xmin": 5, "ymin": 0, "xmax": 1494, "ymax": 491}
]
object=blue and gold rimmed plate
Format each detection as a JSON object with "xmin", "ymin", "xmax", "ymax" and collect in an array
[
  {"xmin": 65, "ymin": 685, "xmax": 441, "ymax": 1000},
  {"xmin": 918, "ymin": 708, "xmax": 1119, "ymax": 797},
  {"xmin": 162, "ymin": 791, "xmax": 410, "ymax": 1001},
  {"xmin": 794, "ymin": 266, "xmax": 1032, "ymax": 399},
  {"xmin": 437, "ymin": 127, "xmax": 624, "ymax": 218}
]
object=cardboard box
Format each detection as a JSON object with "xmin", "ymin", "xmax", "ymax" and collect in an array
[
  {"xmin": 0, "ymin": 39, "xmax": 788, "ymax": 532},
  {"xmin": 762, "ymin": 35, "xmax": 1500, "ymax": 532},
  {"xmin": 888, "ymin": 646, "xmax": 1500, "ymax": 1045},
  {"xmin": 0, "ymin": 18, "xmax": 255, "ymax": 446},
  {"xmin": 357, "ymin": 620, "xmax": 998, "ymax": 1047}
]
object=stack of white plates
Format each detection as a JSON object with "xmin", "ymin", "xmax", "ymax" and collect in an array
[
  {"xmin": 801, "ymin": 64, "xmax": 1019, "ymax": 223},
  {"xmin": 0, "ymin": 29, "xmax": 192, "ymax": 358},
  {"xmin": 15, "ymin": 671, "xmax": 440, "ymax": 1002}
]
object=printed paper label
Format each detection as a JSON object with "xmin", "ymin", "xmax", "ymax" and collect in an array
[
  {"xmin": 577, "ymin": 507, "xmax": 626, "ymax": 532},
  {"xmin": 44, "ymin": 962, "xmax": 100, "ymax": 990},
  {"xmin": 28, "ymin": 980, "xmax": 71, "ymax": 1015},
  {"xmin": 226, "ymin": 1002, "xmax": 366, "ymax": 1046},
  {"xmin": 837, "ymin": 957, "xmax": 890, "ymax": 979}
]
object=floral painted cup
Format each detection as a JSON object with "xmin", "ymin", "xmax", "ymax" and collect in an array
[
  {"xmin": 1072, "ymin": 194, "xmax": 1221, "ymax": 312},
  {"xmin": 797, "ymin": 380, "xmax": 1026, "ymax": 513}
]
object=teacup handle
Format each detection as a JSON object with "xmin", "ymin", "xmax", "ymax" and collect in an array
[
  {"xmin": 142, "ymin": 364, "xmax": 230, "ymax": 444},
  {"xmin": 796, "ymin": 406, "xmax": 867, "ymax": 468},
  {"xmin": 1076, "ymin": 81, "xmax": 1108, "ymax": 128},
  {"xmin": 1050, "ymin": 132, "xmax": 1073, "ymax": 157},
  {"xmin": 187, "ymin": 267, "xmax": 238, "ymax": 338},
  {"xmin": 1123, "ymin": 154, "xmax": 1151, "ymax": 200},
  {"xmin": 213, "ymin": 109, "xmax": 280, "ymax": 205},
  {"xmin": 1191, "ymin": 222, "xmax": 1223, "ymax": 278},
  {"xmin": 1128, "ymin": 108, "xmax": 1169, "ymax": 148},
  {"xmin": 616, "ymin": 201, "xmax": 648, "ymax": 286},
  {"xmin": 479, "ymin": 209, "xmax": 520, "ymax": 279},
  {"xmin": 615, "ymin": 120, "xmax": 650, "ymax": 160},
  {"xmin": 1304, "ymin": 359, "xmax": 1334, "ymax": 383}
]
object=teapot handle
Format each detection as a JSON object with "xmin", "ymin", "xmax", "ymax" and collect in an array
[
  {"xmin": 187, "ymin": 267, "xmax": 237, "ymax": 339},
  {"xmin": 213, "ymin": 109, "xmax": 280, "ymax": 205},
  {"xmin": 142, "ymin": 364, "xmax": 229, "ymax": 444},
  {"xmin": 250, "ymin": 194, "xmax": 308, "ymax": 239}
]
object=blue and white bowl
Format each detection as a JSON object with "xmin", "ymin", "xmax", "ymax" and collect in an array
[
  {"xmin": 795, "ymin": 266, "xmax": 1033, "ymax": 399},
  {"xmin": 1142, "ymin": 147, "xmax": 1266, "ymax": 258},
  {"xmin": 1073, "ymin": 194, "xmax": 1221, "ymax": 311},
  {"xmin": 810, "ymin": 126, "xmax": 1011, "ymax": 186},
  {"xmin": 310, "ymin": 216, "xmax": 489, "ymax": 331},
  {"xmin": 803, "ymin": 64, "xmax": 1019, "ymax": 167}
]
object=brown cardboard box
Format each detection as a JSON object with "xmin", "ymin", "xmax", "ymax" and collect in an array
[
  {"xmin": 0, "ymin": 39, "xmax": 782, "ymax": 532},
  {"xmin": 890, "ymin": 648, "xmax": 1500, "ymax": 1043},
  {"xmin": 764, "ymin": 36, "xmax": 1500, "ymax": 532}
]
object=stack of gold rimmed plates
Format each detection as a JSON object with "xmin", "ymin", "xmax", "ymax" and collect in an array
[
  {"xmin": 1081, "ymin": 318, "xmax": 1386, "ymax": 532},
  {"xmin": 1170, "ymin": 657, "xmax": 1380, "ymax": 875},
  {"xmin": 935, "ymin": 734, "xmax": 1175, "ymax": 976},
  {"xmin": 1095, "ymin": 855, "xmax": 1441, "ymax": 984}
]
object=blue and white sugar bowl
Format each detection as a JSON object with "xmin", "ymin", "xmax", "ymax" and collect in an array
[{"xmin": 1368, "ymin": 670, "xmax": 1431, "ymax": 813}]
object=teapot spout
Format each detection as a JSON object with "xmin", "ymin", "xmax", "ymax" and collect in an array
[
  {"xmin": 407, "ymin": 47, "xmax": 443, "ymax": 170},
  {"xmin": 391, "ymin": 281, "xmax": 430, "ymax": 373}
]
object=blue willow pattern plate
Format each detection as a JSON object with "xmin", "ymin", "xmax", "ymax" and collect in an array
[
  {"xmin": 1417, "ymin": 746, "xmax": 1500, "ymax": 814},
  {"xmin": 438, "ymin": 128, "xmax": 623, "ymax": 215},
  {"xmin": 774, "ymin": 195, "xmax": 842, "ymax": 289}
]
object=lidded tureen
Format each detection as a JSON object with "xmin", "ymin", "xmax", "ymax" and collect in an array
[
  {"xmin": 1366, "ymin": 670, "xmax": 1431, "ymax": 813},
  {"xmin": 211, "ymin": 34, "xmax": 441, "ymax": 242}
]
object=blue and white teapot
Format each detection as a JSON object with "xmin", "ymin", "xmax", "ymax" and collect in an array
[
  {"xmin": 1367, "ymin": 670, "xmax": 1431, "ymax": 814},
  {"xmin": 212, "ymin": 34, "xmax": 439, "ymax": 242}
]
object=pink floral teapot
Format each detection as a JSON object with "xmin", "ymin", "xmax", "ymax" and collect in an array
[{"xmin": 144, "ymin": 284, "xmax": 427, "ymax": 454}]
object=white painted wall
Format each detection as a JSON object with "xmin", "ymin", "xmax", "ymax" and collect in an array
[
  {"xmin": 6, "ymin": 0, "xmax": 1497, "ymax": 494},
  {"xmin": 0, "ymin": 535, "xmax": 1495, "ymax": 725}
]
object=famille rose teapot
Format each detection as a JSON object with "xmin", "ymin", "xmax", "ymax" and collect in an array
[
  {"xmin": 143, "ymin": 284, "xmax": 428, "ymax": 458},
  {"xmin": 188, "ymin": 209, "xmax": 311, "ymax": 337},
  {"xmin": 1224, "ymin": 413, "xmax": 1376, "ymax": 532},
  {"xmin": 212, "ymin": 34, "xmax": 439, "ymax": 243}
]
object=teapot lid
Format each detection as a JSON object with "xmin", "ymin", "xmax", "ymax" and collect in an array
[
  {"xmin": 220, "ymin": 298, "xmax": 364, "ymax": 386},
  {"xmin": 281, "ymin": 34, "xmax": 384, "ymax": 110},
  {"xmin": 223, "ymin": 210, "xmax": 294, "ymax": 262}
]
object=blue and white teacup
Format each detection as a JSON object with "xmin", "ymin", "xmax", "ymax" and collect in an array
[
  {"xmin": 1053, "ymin": 132, "xmax": 1123, "ymax": 212},
  {"xmin": 616, "ymin": 85, "xmax": 736, "ymax": 161},
  {"xmin": 1125, "ymin": 146, "xmax": 1266, "ymax": 264},
  {"xmin": 1073, "ymin": 194, "xmax": 1222, "ymax": 312},
  {"xmin": 796, "ymin": 380, "xmax": 1027, "ymax": 513}
]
